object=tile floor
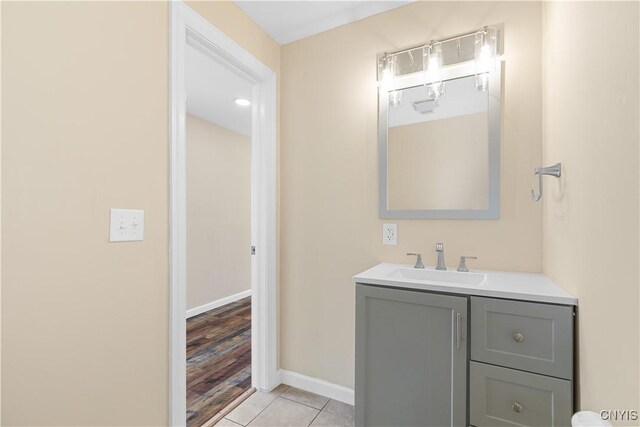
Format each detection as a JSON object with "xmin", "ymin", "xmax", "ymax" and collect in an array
[{"xmin": 215, "ymin": 384, "xmax": 354, "ymax": 427}]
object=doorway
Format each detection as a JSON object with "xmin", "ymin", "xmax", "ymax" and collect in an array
[
  {"xmin": 184, "ymin": 39, "xmax": 254, "ymax": 426},
  {"xmin": 170, "ymin": 3, "xmax": 278, "ymax": 426}
]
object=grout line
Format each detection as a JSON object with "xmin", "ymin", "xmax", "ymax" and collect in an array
[
  {"xmin": 306, "ymin": 398, "xmax": 331, "ymax": 427},
  {"xmin": 279, "ymin": 394, "xmax": 330, "ymax": 412},
  {"xmin": 201, "ymin": 388, "xmax": 256, "ymax": 427},
  {"xmin": 241, "ymin": 389, "xmax": 285, "ymax": 426},
  {"xmin": 240, "ymin": 386, "xmax": 333, "ymax": 427}
]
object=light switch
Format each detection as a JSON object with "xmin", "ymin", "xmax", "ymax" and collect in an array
[{"xmin": 110, "ymin": 209, "xmax": 144, "ymax": 242}]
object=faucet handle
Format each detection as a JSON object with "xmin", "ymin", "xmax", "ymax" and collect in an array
[
  {"xmin": 457, "ymin": 256, "xmax": 477, "ymax": 272},
  {"xmin": 407, "ymin": 253, "xmax": 425, "ymax": 269}
]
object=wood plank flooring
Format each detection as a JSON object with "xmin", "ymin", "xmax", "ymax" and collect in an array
[{"xmin": 187, "ymin": 297, "xmax": 251, "ymax": 427}]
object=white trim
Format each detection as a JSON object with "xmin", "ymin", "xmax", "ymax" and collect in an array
[
  {"xmin": 279, "ymin": 370, "xmax": 355, "ymax": 406},
  {"xmin": 170, "ymin": 3, "xmax": 278, "ymax": 426},
  {"xmin": 186, "ymin": 290, "xmax": 252, "ymax": 319}
]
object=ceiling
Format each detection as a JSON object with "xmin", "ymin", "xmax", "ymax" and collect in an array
[
  {"xmin": 186, "ymin": 44, "xmax": 253, "ymax": 136},
  {"xmin": 235, "ymin": 1, "xmax": 412, "ymax": 45}
]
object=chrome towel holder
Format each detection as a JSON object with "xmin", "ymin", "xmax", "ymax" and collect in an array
[{"xmin": 531, "ymin": 162, "xmax": 562, "ymax": 202}]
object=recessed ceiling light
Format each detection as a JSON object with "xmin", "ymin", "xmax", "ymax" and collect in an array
[{"xmin": 234, "ymin": 98, "xmax": 251, "ymax": 107}]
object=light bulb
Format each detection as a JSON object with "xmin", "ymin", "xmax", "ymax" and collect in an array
[
  {"xmin": 424, "ymin": 42, "xmax": 445, "ymax": 101},
  {"xmin": 474, "ymin": 27, "xmax": 497, "ymax": 92},
  {"xmin": 380, "ymin": 68, "xmax": 393, "ymax": 92},
  {"xmin": 378, "ymin": 54, "xmax": 397, "ymax": 93}
]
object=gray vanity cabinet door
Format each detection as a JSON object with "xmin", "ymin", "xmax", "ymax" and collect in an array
[{"xmin": 355, "ymin": 284, "xmax": 467, "ymax": 427}]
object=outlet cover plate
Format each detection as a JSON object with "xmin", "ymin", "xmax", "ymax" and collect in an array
[
  {"xmin": 110, "ymin": 209, "xmax": 144, "ymax": 242},
  {"xmin": 383, "ymin": 223, "xmax": 397, "ymax": 245}
]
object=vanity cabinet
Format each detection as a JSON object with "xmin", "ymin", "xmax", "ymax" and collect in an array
[
  {"xmin": 354, "ymin": 283, "xmax": 575, "ymax": 427},
  {"xmin": 355, "ymin": 284, "xmax": 468, "ymax": 427}
]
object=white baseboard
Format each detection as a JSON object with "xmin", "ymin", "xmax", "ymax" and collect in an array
[
  {"xmin": 186, "ymin": 289, "xmax": 251, "ymax": 319},
  {"xmin": 279, "ymin": 369, "xmax": 354, "ymax": 405}
]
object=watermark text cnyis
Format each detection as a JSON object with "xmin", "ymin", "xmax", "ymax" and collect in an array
[{"xmin": 600, "ymin": 410, "xmax": 639, "ymax": 421}]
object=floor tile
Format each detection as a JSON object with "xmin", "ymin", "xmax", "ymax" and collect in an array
[
  {"xmin": 310, "ymin": 400, "xmax": 354, "ymax": 427},
  {"xmin": 270, "ymin": 383, "xmax": 291, "ymax": 396},
  {"xmin": 247, "ymin": 397, "xmax": 319, "ymax": 427},
  {"xmin": 215, "ymin": 419, "xmax": 243, "ymax": 427},
  {"xmin": 281, "ymin": 387, "xmax": 330, "ymax": 410},
  {"xmin": 226, "ymin": 385, "xmax": 290, "ymax": 425}
]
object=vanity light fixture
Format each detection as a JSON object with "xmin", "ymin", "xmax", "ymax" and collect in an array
[
  {"xmin": 234, "ymin": 98, "xmax": 251, "ymax": 106},
  {"xmin": 377, "ymin": 25, "xmax": 501, "ymax": 100},
  {"xmin": 474, "ymin": 26, "xmax": 497, "ymax": 91},
  {"xmin": 423, "ymin": 41, "xmax": 445, "ymax": 101}
]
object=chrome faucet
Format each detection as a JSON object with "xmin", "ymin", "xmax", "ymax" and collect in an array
[
  {"xmin": 435, "ymin": 243, "xmax": 446, "ymax": 270},
  {"xmin": 407, "ymin": 253, "xmax": 425, "ymax": 269}
]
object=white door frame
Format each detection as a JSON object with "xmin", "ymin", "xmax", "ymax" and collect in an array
[{"xmin": 169, "ymin": 2, "xmax": 278, "ymax": 425}]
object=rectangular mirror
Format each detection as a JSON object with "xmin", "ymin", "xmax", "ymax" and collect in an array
[{"xmin": 379, "ymin": 40, "xmax": 502, "ymax": 219}]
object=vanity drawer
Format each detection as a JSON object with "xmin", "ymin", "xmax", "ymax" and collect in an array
[
  {"xmin": 470, "ymin": 362, "xmax": 572, "ymax": 427},
  {"xmin": 471, "ymin": 297, "xmax": 573, "ymax": 379}
]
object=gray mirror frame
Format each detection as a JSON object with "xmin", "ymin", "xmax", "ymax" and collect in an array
[{"xmin": 379, "ymin": 64, "xmax": 502, "ymax": 220}]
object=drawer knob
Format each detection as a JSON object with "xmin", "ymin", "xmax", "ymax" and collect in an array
[
  {"xmin": 512, "ymin": 401, "xmax": 524, "ymax": 413},
  {"xmin": 513, "ymin": 333, "xmax": 524, "ymax": 343}
]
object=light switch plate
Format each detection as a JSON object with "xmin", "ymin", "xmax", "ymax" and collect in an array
[
  {"xmin": 110, "ymin": 209, "xmax": 144, "ymax": 242},
  {"xmin": 383, "ymin": 223, "xmax": 397, "ymax": 245}
]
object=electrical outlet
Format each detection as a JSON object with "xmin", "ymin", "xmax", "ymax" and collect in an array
[{"xmin": 383, "ymin": 223, "xmax": 397, "ymax": 245}]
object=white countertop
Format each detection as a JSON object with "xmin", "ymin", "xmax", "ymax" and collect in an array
[{"xmin": 353, "ymin": 263, "xmax": 578, "ymax": 305}]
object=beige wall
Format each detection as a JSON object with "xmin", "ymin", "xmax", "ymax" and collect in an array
[
  {"xmin": 2, "ymin": 3, "xmax": 168, "ymax": 425},
  {"xmin": 388, "ymin": 113, "xmax": 489, "ymax": 210},
  {"xmin": 281, "ymin": 1, "xmax": 543, "ymax": 388},
  {"xmin": 542, "ymin": 1, "xmax": 640, "ymax": 420},
  {"xmin": 1, "ymin": 2, "xmax": 279, "ymax": 425},
  {"xmin": 187, "ymin": 114, "xmax": 251, "ymax": 310}
]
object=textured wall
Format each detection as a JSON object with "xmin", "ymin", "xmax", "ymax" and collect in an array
[
  {"xmin": 542, "ymin": 1, "xmax": 640, "ymax": 420},
  {"xmin": 187, "ymin": 115, "xmax": 251, "ymax": 310}
]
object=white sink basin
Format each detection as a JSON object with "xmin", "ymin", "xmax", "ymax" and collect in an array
[{"xmin": 385, "ymin": 267, "xmax": 487, "ymax": 286}]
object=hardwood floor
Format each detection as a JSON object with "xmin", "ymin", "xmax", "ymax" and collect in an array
[{"xmin": 187, "ymin": 297, "xmax": 251, "ymax": 427}]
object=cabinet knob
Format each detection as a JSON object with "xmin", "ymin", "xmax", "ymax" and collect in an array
[
  {"xmin": 513, "ymin": 332, "xmax": 524, "ymax": 343},
  {"xmin": 512, "ymin": 401, "xmax": 523, "ymax": 413}
]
